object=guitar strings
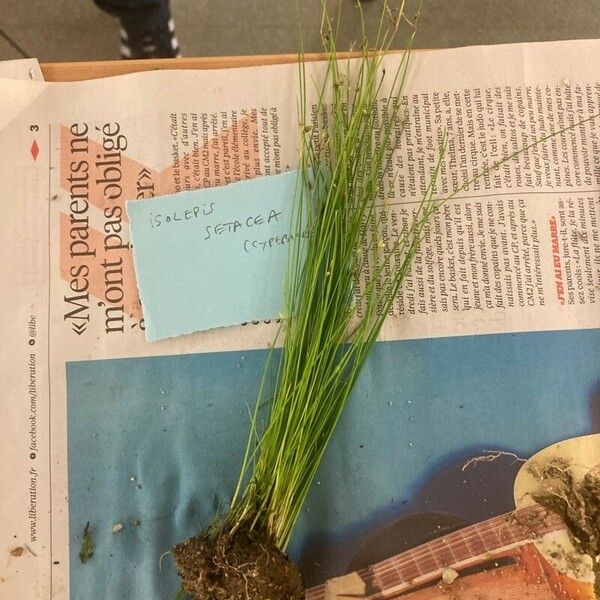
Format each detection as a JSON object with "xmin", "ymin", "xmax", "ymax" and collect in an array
[
  {"xmin": 305, "ymin": 505, "xmax": 563, "ymax": 599},
  {"xmin": 362, "ymin": 507, "xmax": 561, "ymax": 586}
]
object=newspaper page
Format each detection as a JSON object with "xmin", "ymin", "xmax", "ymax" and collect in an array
[{"xmin": 0, "ymin": 39, "xmax": 599, "ymax": 599}]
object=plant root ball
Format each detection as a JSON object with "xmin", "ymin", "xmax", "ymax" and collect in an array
[{"xmin": 172, "ymin": 528, "xmax": 304, "ymax": 600}]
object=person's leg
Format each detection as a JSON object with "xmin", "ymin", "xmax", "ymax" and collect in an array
[{"xmin": 93, "ymin": 0, "xmax": 181, "ymax": 59}]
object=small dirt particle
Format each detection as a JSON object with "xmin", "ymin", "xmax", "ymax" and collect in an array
[
  {"xmin": 79, "ymin": 522, "xmax": 94, "ymax": 564},
  {"xmin": 441, "ymin": 567, "xmax": 459, "ymax": 584},
  {"xmin": 112, "ymin": 523, "xmax": 124, "ymax": 533}
]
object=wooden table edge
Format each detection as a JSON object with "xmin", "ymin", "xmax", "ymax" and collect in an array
[{"xmin": 41, "ymin": 53, "xmax": 330, "ymax": 82}]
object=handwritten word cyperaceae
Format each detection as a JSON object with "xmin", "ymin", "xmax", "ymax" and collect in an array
[{"xmin": 244, "ymin": 229, "xmax": 310, "ymax": 253}]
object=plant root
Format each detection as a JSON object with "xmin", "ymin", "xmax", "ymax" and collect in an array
[
  {"xmin": 172, "ymin": 527, "xmax": 303, "ymax": 600},
  {"xmin": 528, "ymin": 459, "xmax": 600, "ymax": 596}
]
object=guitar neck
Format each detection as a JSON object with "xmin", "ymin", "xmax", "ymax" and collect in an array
[{"xmin": 305, "ymin": 504, "xmax": 564, "ymax": 600}]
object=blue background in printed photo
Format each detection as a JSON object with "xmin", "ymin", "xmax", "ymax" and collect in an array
[{"xmin": 66, "ymin": 328, "xmax": 600, "ymax": 598}]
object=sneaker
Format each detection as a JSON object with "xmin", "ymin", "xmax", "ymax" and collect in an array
[{"xmin": 120, "ymin": 16, "xmax": 181, "ymax": 59}]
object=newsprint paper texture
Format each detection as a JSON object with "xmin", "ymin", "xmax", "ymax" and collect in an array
[
  {"xmin": 0, "ymin": 40, "xmax": 598, "ymax": 599},
  {"xmin": 0, "ymin": 58, "xmax": 44, "ymax": 82}
]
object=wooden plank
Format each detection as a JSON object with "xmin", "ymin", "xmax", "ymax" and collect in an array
[{"xmin": 40, "ymin": 53, "xmax": 321, "ymax": 82}]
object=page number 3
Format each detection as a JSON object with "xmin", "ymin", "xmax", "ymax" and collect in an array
[{"xmin": 29, "ymin": 124, "xmax": 40, "ymax": 161}]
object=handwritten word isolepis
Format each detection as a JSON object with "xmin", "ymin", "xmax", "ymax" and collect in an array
[{"xmin": 148, "ymin": 202, "xmax": 215, "ymax": 228}]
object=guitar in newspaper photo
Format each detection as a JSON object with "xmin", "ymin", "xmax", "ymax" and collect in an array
[{"xmin": 311, "ymin": 434, "xmax": 599, "ymax": 599}]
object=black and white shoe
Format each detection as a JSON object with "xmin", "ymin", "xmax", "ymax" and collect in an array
[{"xmin": 120, "ymin": 16, "xmax": 181, "ymax": 59}]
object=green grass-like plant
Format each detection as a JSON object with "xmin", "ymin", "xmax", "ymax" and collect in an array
[{"xmin": 224, "ymin": 0, "xmax": 439, "ymax": 551}]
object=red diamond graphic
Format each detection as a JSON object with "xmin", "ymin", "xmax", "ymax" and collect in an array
[{"xmin": 31, "ymin": 140, "xmax": 39, "ymax": 161}]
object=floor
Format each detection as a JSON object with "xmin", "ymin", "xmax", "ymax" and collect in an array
[{"xmin": 0, "ymin": 0, "xmax": 599, "ymax": 63}]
